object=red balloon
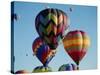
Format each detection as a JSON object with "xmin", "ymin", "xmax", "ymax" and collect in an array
[
  {"xmin": 15, "ymin": 70, "xmax": 29, "ymax": 74},
  {"xmin": 63, "ymin": 30, "xmax": 90, "ymax": 66}
]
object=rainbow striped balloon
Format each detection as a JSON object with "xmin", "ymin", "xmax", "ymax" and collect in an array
[
  {"xmin": 63, "ymin": 30, "xmax": 90, "ymax": 66},
  {"xmin": 35, "ymin": 8, "xmax": 69, "ymax": 49}
]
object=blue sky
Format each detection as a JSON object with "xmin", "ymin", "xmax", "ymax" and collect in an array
[{"xmin": 13, "ymin": 1, "xmax": 97, "ymax": 72}]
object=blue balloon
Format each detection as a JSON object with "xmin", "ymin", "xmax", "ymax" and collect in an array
[
  {"xmin": 32, "ymin": 37, "xmax": 56, "ymax": 67},
  {"xmin": 58, "ymin": 63, "xmax": 77, "ymax": 71}
]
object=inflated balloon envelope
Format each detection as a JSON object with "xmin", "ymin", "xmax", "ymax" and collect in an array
[
  {"xmin": 63, "ymin": 30, "xmax": 90, "ymax": 70},
  {"xmin": 11, "ymin": 1, "xmax": 97, "ymax": 74},
  {"xmin": 58, "ymin": 63, "xmax": 77, "ymax": 71},
  {"xmin": 35, "ymin": 8, "xmax": 69, "ymax": 49},
  {"xmin": 32, "ymin": 37, "xmax": 56, "ymax": 67}
]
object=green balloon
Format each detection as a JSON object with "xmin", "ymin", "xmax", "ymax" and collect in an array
[{"xmin": 32, "ymin": 66, "xmax": 52, "ymax": 73}]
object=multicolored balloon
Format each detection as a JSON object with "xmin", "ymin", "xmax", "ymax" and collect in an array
[
  {"xmin": 15, "ymin": 70, "xmax": 29, "ymax": 74},
  {"xmin": 63, "ymin": 30, "xmax": 90, "ymax": 68},
  {"xmin": 32, "ymin": 66, "xmax": 52, "ymax": 73},
  {"xmin": 58, "ymin": 63, "xmax": 77, "ymax": 71},
  {"xmin": 35, "ymin": 8, "xmax": 69, "ymax": 49},
  {"xmin": 32, "ymin": 37, "xmax": 56, "ymax": 67}
]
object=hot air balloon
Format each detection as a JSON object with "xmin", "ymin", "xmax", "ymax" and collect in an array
[
  {"xmin": 35, "ymin": 8, "xmax": 69, "ymax": 49},
  {"xmin": 69, "ymin": 8, "xmax": 72, "ymax": 12},
  {"xmin": 63, "ymin": 30, "xmax": 90, "ymax": 70},
  {"xmin": 32, "ymin": 66, "xmax": 52, "ymax": 73},
  {"xmin": 58, "ymin": 63, "xmax": 77, "ymax": 71},
  {"xmin": 32, "ymin": 37, "xmax": 56, "ymax": 67},
  {"xmin": 15, "ymin": 70, "xmax": 29, "ymax": 74},
  {"xmin": 11, "ymin": 13, "xmax": 20, "ymax": 21}
]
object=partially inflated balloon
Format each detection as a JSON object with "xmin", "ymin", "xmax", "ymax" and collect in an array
[
  {"xmin": 15, "ymin": 70, "xmax": 29, "ymax": 74},
  {"xmin": 35, "ymin": 8, "xmax": 69, "ymax": 49},
  {"xmin": 58, "ymin": 63, "xmax": 77, "ymax": 71},
  {"xmin": 32, "ymin": 66, "xmax": 52, "ymax": 73},
  {"xmin": 32, "ymin": 37, "xmax": 56, "ymax": 67},
  {"xmin": 63, "ymin": 30, "xmax": 90, "ymax": 66}
]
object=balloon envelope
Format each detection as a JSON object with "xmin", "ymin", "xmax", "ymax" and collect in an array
[
  {"xmin": 59, "ymin": 63, "xmax": 77, "ymax": 71},
  {"xmin": 63, "ymin": 30, "xmax": 90, "ymax": 65},
  {"xmin": 32, "ymin": 37, "xmax": 56, "ymax": 67},
  {"xmin": 33, "ymin": 66, "xmax": 52, "ymax": 73},
  {"xmin": 35, "ymin": 8, "xmax": 69, "ymax": 49},
  {"xmin": 15, "ymin": 70, "xmax": 29, "ymax": 74}
]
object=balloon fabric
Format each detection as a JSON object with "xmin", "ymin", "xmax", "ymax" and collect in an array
[
  {"xmin": 58, "ymin": 63, "xmax": 77, "ymax": 71},
  {"xmin": 32, "ymin": 37, "xmax": 56, "ymax": 67},
  {"xmin": 35, "ymin": 8, "xmax": 69, "ymax": 49},
  {"xmin": 63, "ymin": 30, "xmax": 90, "ymax": 66}
]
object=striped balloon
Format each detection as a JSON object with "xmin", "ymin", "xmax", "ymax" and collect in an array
[
  {"xmin": 32, "ymin": 66, "xmax": 52, "ymax": 73},
  {"xmin": 32, "ymin": 37, "xmax": 56, "ymax": 67},
  {"xmin": 58, "ymin": 63, "xmax": 77, "ymax": 71},
  {"xmin": 63, "ymin": 30, "xmax": 90, "ymax": 66},
  {"xmin": 35, "ymin": 8, "xmax": 69, "ymax": 49}
]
